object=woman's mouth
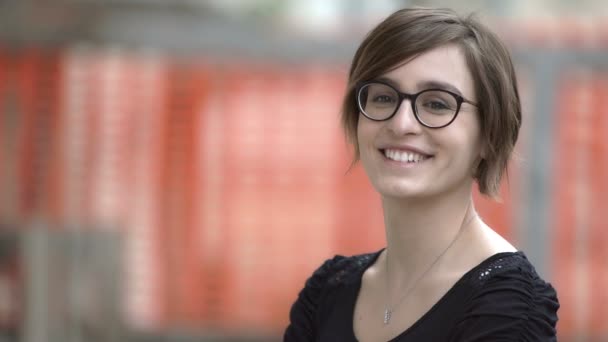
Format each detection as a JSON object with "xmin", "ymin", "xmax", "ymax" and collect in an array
[{"xmin": 380, "ymin": 148, "xmax": 433, "ymax": 163}]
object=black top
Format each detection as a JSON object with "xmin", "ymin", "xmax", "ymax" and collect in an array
[{"xmin": 284, "ymin": 250, "xmax": 559, "ymax": 341}]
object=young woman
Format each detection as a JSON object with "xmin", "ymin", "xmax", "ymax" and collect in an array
[{"xmin": 284, "ymin": 7, "xmax": 559, "ymax": 342}]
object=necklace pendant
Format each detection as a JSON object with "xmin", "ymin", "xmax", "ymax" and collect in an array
[{"xmin": 383, "ymin": 308, "xmax": 392, "ymax": 325}]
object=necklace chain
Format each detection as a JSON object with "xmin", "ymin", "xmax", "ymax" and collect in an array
[{"xmin": 383, "ymin": 211, "xmax": 477, "ymax": 325}]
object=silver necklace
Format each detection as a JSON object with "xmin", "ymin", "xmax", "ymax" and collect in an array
[{"xmin": 383, "ymin": 212, "xmax": 477, "ymax": 325}]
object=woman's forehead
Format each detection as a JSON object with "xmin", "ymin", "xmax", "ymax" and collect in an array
[{"xmin": 379, "ymin": 44, "xmax": 475, "ymax": 97}]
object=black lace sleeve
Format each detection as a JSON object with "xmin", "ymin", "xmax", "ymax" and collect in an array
[
  {"xmin": 283, "ymin": 255, "xmax": 346, "ymax": 342},
  {"xmin": 448, "ymin": 254, "xmax": 560, "ymax": 342}
]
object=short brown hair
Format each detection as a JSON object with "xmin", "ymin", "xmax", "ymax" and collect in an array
[{"xmin": 341, "ymin": 7, "xmax": 521, "ymax": 197}]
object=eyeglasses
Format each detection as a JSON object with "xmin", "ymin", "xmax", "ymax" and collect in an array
[{"xmin": 356, "ymin": 81, "xmax": 478, "ymax": 129}]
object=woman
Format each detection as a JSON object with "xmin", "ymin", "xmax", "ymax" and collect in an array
[{"xmin": 284, "ymin": 7, "xmax": 559, "ymax": 342}]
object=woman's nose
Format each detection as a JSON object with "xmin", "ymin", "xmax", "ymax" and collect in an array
[{"xmin": 386, "ymin": 99, "xmax": 423, "ymax": 135}]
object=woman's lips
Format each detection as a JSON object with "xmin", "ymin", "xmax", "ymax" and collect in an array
[{"xmin": 380, "ymin": 148, "xmax": 433, "ymax": 163}]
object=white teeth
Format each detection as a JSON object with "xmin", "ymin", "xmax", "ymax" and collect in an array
[{"xmin": 383, "ymin": 149, "xmax": 429, "ymax": 163}]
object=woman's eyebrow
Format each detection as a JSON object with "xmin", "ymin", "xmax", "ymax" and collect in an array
[
  {"xmin": 416, "ymin": 80, "xmax": 463, "ymax": 96},
  {"xmin": 374, "ymin": 76, "xmax": 401, "ymax": 89},
  {"xmin": 373, "ymin": 77, "xmax": 464, "ymax": 96}
]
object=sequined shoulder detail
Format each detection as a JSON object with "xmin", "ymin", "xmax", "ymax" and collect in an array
[
  {"xmin": 473, "ymin": 251, "xmax": 539, "ymax": 285},
  {"xmin": 476, "ymin": 253, "xmax": 516, "ymax": 282},
  {"xmin": 326, "ymin": 250, "xmax": 380, "ymax": 287}
]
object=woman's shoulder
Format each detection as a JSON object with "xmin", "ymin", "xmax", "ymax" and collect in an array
[
  {"xmin": 289, "ymin": 249, "xmax": 382, "ymax": 317},
  {"xmin": 450, "ymin": 251, "xmax": 560, "ymax": 341},
  {"xmin": 284, "ymin": 250, "xmax": 381, "ymax": 341},
  {"xmin": 469, "ymin": 251, "xmax": 554, "ymax": 288},
  {"xmin": 308, "ymin": 250, "xmax": 382, "ymax": 288},
  {"xmin": 466, "ymin": 251, "xmax": 559, "ymax": 306}
]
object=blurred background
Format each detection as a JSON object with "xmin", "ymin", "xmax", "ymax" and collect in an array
[{"xmin": 0, "ymin": 0, "xmax": 606, "ymax": 341}]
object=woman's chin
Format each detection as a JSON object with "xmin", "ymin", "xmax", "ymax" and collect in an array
[{"xmin": 374, "ymin": 181, "xmax": 434, "ymax": 200}]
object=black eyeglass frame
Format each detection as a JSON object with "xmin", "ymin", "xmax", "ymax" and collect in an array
[{"xmin": 356, "ymin": 80, "xmax": 478, "ymax": 129}]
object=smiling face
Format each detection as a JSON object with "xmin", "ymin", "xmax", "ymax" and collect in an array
[{"xmin": 357, "ymin": 44, "xmax": 482, "ymax": 200}]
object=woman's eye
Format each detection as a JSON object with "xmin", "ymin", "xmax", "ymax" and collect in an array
[
  {"xmin": 422, "ymin": 100, "xmax": 451, "ymax": 110},
  {"xmin": 372, "ymin": 95, "xmax": 395, "ymax": 103},
  {"xmin": 428, "ymin": 101, "xmax": 449, "ymax": 109}
]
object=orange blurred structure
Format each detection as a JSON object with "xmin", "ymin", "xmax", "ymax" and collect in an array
[{"xmin": 0, "ymin": 16, "xmax": 607, "ymax": 341}]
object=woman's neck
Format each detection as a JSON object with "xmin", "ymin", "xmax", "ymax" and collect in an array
[{"xmin": 381, "ymin": 185, "xmax": 477, "ymax": 289}]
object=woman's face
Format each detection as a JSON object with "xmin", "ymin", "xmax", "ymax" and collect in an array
[{"xmin": 357, "ymin": 44, "xmax": 482, "ymax": 200}]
